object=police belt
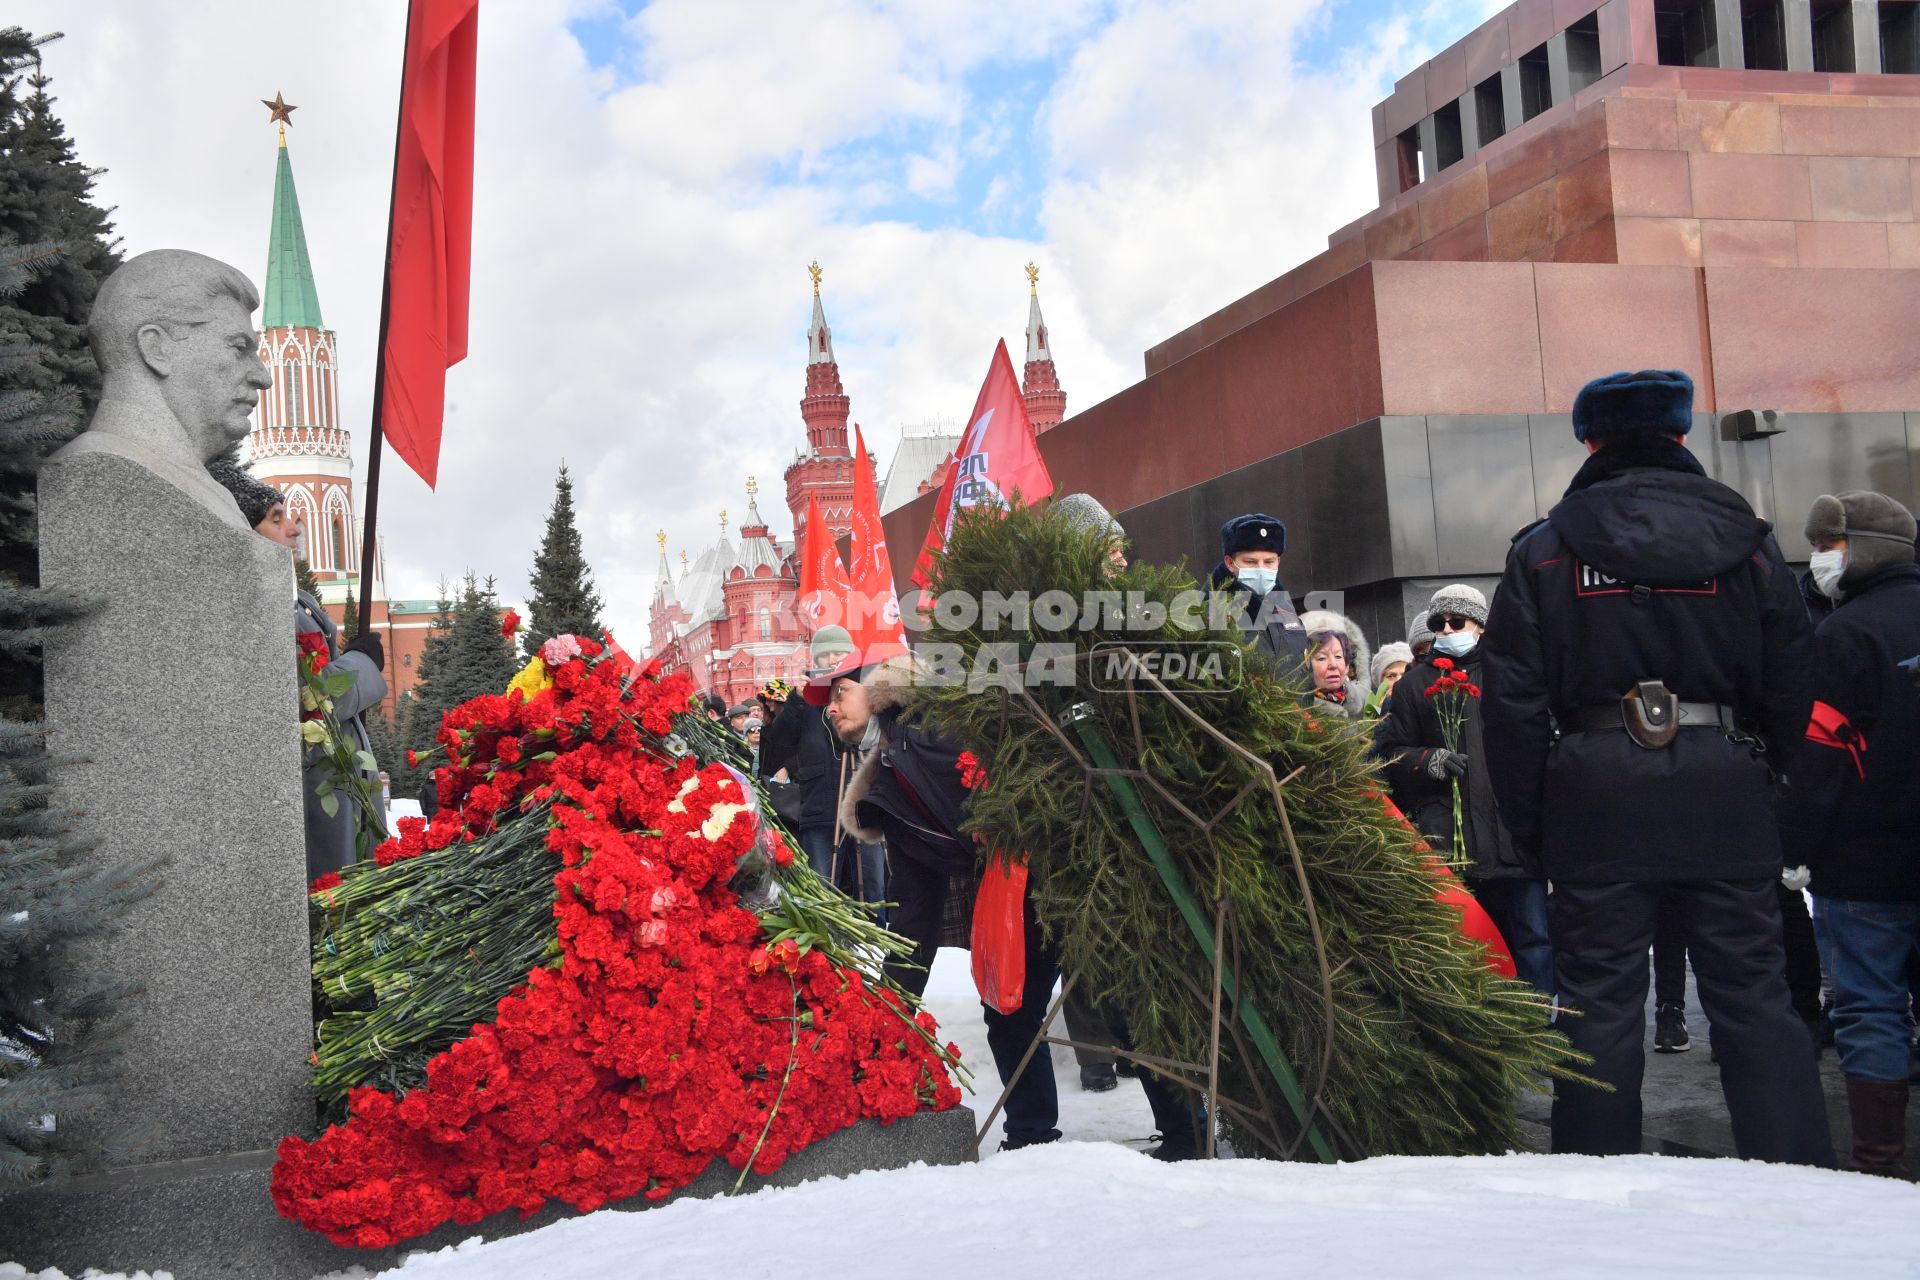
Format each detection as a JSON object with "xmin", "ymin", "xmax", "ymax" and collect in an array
[{"xmin": 1561, "ymin": 701, "xmax": 1741, "ymax": 734}]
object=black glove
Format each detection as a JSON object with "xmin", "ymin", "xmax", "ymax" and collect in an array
[
  {"xmin": 1425, "ymin": 748, "xmax": 1469, "ymax": 780},
  {"xmin": 343, "ymin": 630, "xmax": 385, "ymax": 671}
]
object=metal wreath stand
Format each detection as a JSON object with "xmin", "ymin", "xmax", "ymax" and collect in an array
[{"xmin": 963, "ymin": 647, "xmax": 1353, "ymax": 1165}]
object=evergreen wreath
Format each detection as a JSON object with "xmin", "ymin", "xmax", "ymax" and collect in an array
[{"xmin": 914, "ymin": 501, "xmax": 1589, "ymax": 1159}]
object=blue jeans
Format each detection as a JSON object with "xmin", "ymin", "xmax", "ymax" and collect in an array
[
  {"xmin": 1474, "ymin": 877, "xmax": 1555, "ymax": 997},
  {"xmin": 1813, "ymin": 896, "xmax": 1920, "ymax": 1083}
]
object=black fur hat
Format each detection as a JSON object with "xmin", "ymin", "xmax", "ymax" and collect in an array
[
  {"xmin": 1571, "ymin": 370, "xmax": 1694, "ymax": 443},
  {"xmin": 1220, "ymin": 512, "xmax": 1287, "ymax": 557},
  {"xmin": 207, "ymin": 458, "xmax": 287, "ymax": 528}
]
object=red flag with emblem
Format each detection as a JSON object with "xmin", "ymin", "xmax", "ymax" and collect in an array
[
  {"xmin": 911, "ymin": 339, "xmax": 1055, "ymax": 591},
  {"xmin": 796, "ymin": 491, "xmax": 852, "ymax": 632},
  {"xmin": 847, "ymin": 425, "xmax": 907, "ymax": 651}
]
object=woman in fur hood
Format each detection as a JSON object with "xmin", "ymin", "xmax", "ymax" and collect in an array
[{"xmin": 1299, "ymin": 608, "xmax": 1373, "ymax": 720}]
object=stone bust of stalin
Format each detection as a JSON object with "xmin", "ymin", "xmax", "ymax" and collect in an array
[{"xmin": 55, "ymin": 249, "xmax": 275, "ymax": 530}]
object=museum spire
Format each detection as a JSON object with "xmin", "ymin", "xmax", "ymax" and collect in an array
[{"xmin": 799, "ymin": 262, "xmax": 850, "ymax": 457}]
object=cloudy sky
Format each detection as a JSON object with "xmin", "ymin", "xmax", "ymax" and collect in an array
[{"xmin": 22, "ymin": 0, "xmax": 1489, "ymax": 644}]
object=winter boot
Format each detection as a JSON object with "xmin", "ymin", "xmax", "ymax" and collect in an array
[
  {"xmin": 1079, "ymin": 1063, "xmax": 1118, "ymax": 1093},
  {"xmin": 1845, "ymin": 1078, "xmax": 1909, "ymax": 1177},
  {"xmin": 1654, "ymin": 1003, "xmax": 1691, "ymax": 1053}
]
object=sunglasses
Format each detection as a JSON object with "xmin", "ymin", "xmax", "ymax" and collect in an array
[{"xmin": 1428, "ymin": 614, "xmax": 1476, "ymax": 633}]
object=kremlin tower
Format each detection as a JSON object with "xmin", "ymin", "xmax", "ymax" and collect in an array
[
  {"xmin": 243, "ymin": 97, "xmax": 443, "ymax": 717},
  {"xmin": 1020, "ymin": 263, "xmax": 1067, "ymax": 432},
  {"xmin": 246, "ymin": 98, "xmax": 357, "ymax": 596}
]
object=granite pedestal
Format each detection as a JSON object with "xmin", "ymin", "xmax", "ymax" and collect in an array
[
  {"xmin": 36, "ymin": 447, "xmax": 314, "ymax": 1162},
  {"xmin": 0, "ymin": 1107, "xmax": 977, "ymax": 1279}
]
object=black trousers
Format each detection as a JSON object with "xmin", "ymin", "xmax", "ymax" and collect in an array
[
  {"xmin": 1653, "ymin": 884, "xmax": 1824, "ymax": 1024},
  {"xmin": 884, "ymin": 854, "xmax": 944, "ymax": 1000},
  {"xmin": 984, "ymin": 896, "xmax": 1199, "ymax": 1147},
  {"xmin": 1550, "ymin": 878, "xmax": 1833, "ymax": 1165}
]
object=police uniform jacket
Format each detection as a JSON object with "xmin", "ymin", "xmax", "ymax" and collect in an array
[
  {"xmin": 1208, "ymin": 562, "xmax": 1311, "ymax": 677},
  {"xmin": 1480, "ymin": 436, "xmax": 1813, "ymax": 884}
]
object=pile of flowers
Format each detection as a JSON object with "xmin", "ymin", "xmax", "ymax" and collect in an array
[{"xmin": 275, "ymin": 636, "xmax": 962, "ymax": 1248}]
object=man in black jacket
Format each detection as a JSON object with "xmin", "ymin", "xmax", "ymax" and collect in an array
[
  {"xmin": 1481, "ymin": 369, "xmax": 1830, "ymax": 1165},
  {"xmin": 1209, "ymin": 513, "xmax": 1311, "ymax": 678},
  {"xmin": 764, "ymin": 626, "xmax": 860, "ymax": 886},
  {"xmin": 1781, "ymin": 491, "xmax": 1920, "ymax": 1175}
]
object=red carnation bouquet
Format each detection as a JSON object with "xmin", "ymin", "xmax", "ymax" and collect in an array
[
  {"xmin": 277, "ymin": 637, "xmax": 963, "ymax": 1248},
  {"xmin": 1422, "ymin": 656, "xmax": 1482, "ymax": 869},
  {"xmin": 296, "ymin": 627, "xmax": 384, "ymax": 861}
]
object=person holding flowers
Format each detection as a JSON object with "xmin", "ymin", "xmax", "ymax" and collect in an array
[
  {"xmin": 209, "ymin": 456, "xmax": 388, "ymax": 880},
  {"xmin": 1372, "ymin": 585, "xmax": 1551, "ymax": 995}
]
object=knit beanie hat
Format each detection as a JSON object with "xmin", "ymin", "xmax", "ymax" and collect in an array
[
  {"xmin": 1425, "ymin": 583, "xmax": 1489, "ymax": 628},
  {"xmin": 809, "ymin": 625, "xmax": 855, "ymax": 668},
  {"xmin": 1052, "ymin": 492, "xmax": 1126, "ymax": 545},
  {"xmin": 1370, "ymin": 641, "xmax": 1414, "ymax": 687},
  {"xmin": 1571, "ymin": 370, "xmax": 1694, "ymax": 443},
  {"xmin": 207, "ymin": 458, "xmax": 286, "ymax": 528},
  {"xmin": 1805, "ymin": 491, "xmax": 1918, "ymax": 588},
  {"xmin": 1407, "ymin": 614, "xmax": 1435, "ymax": 652}
]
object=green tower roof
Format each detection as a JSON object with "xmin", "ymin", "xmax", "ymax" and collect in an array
[{"xmin": 263, "ymin": 133, "xmax": 324, "ymax": 330}]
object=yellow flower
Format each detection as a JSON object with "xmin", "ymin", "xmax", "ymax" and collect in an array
[
  {"xmin": 506, "ymin": 655, "xmax": 552, "ymax": 699},
  {"xmin": 299, "ymin": 720, "xmax": 331, "ymax": 747}
]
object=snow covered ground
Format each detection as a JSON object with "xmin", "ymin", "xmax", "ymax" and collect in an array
[{"xmin": 7, "ymin": 950, "xmax": 1916, "ymax": 1280}]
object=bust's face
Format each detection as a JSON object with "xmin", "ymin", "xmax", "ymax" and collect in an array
[{"xmin": 157, "ymin": 296, "xmax": 273, "ymax": 460}]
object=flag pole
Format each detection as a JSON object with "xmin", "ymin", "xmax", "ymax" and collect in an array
[{"xmin": 355, "ymin": 0, "xmax": 415, "ymax": 637}]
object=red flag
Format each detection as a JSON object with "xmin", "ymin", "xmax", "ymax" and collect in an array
[
  {"xmin": 795, "ymin": 492, "xmax": 852, "ymax": 632},
  {"xmin": 379, "ymin": 0, "xmax": 478, "ymax": 489},
  {"xmin": 911, "ymin": 339, "xmax": 1055, "ymax": 591},
  {"xmin": 847, "ymin": 425, "xmax": 907, "ymax": 651}
]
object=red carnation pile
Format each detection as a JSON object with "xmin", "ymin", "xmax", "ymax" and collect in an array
[{"xmin": 274, "ymin": 640, "xmax": 961, "ymax": 1248}]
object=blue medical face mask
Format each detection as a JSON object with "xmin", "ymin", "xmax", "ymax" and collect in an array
[
  {"xmin": 1236, "ymin": 567, "xmax": 1278, "ymax": 597},
  {"xmin": 1434, "ymin": 630, "xmax": 1479, "ymax": 658}
]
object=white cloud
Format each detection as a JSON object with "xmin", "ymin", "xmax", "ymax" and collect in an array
[{"xmin": 16, "ymin": 0, "xmax": 1481, "ymax": 648}]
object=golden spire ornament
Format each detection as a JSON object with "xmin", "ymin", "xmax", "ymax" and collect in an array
[
  {"xmin": 808, "ymin": 261, "xmax": 823, "ymax": 296},
  {"xmin": 1025, "ymin": 261, "xmax": 1039, "ymax": 294},
  {"xmin": 656, "ymin": 529, "xmax": 667, "ymax": 556},
  {"xmin": 719, "ymin": 509, "xmax": 728, "ymax": 534}
]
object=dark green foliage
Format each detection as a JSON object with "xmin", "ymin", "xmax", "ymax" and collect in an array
[
  {"xmin": 521, "ymin": 464, "xmax": 603, "ymax": 659},
  {"xmin": 916, "ymin": 502, "xmax": 1586, "ymax": 1160},
  {"xmin": 294, "ymin": 555, "xmax": 322, "ymax": 603},
  {"xmin": 340, "ymin": 591, "xmax": 359, "ymax": 638},
  {"xmin": 403, "ymin": 575, "xmax": 516, "ymax": 765},
  {"xmin": 1, "ymin": 31, "xmax": 156, "ymax": 1184}
]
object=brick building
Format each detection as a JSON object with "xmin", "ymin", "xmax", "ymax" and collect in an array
[
  {"xmin": 245, "ymin": 120, "xmax": 442, "ymax": 720},
  {"xmin": 881, "ymin": 0, "xmax": 1920, "ymax": 648},
  {"xmin": 651, "ymin": 268, "xmax": 1075, "ymax": 699},
  {"xmin": 645, "ymin": 271, "xmax": 869, "ymax": 703}
]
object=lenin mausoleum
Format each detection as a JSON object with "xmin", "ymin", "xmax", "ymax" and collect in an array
[{"xmin": 881, "ymin": 0, "xmax": 1920, "ymax": 645}]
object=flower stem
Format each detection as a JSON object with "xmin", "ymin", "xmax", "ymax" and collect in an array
[{"xmin": 733, "ymin": 971, "xmax": 802, "ymax": 1194}]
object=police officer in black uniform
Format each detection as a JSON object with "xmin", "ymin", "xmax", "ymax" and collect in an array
[
  {"xmin": 1210, "ymin": 513, "xmax": 1312, "ymax": 677},
  {"xmin": 1481, "ymin": 370, "xmax": 1832, "ymax": 1165}
]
